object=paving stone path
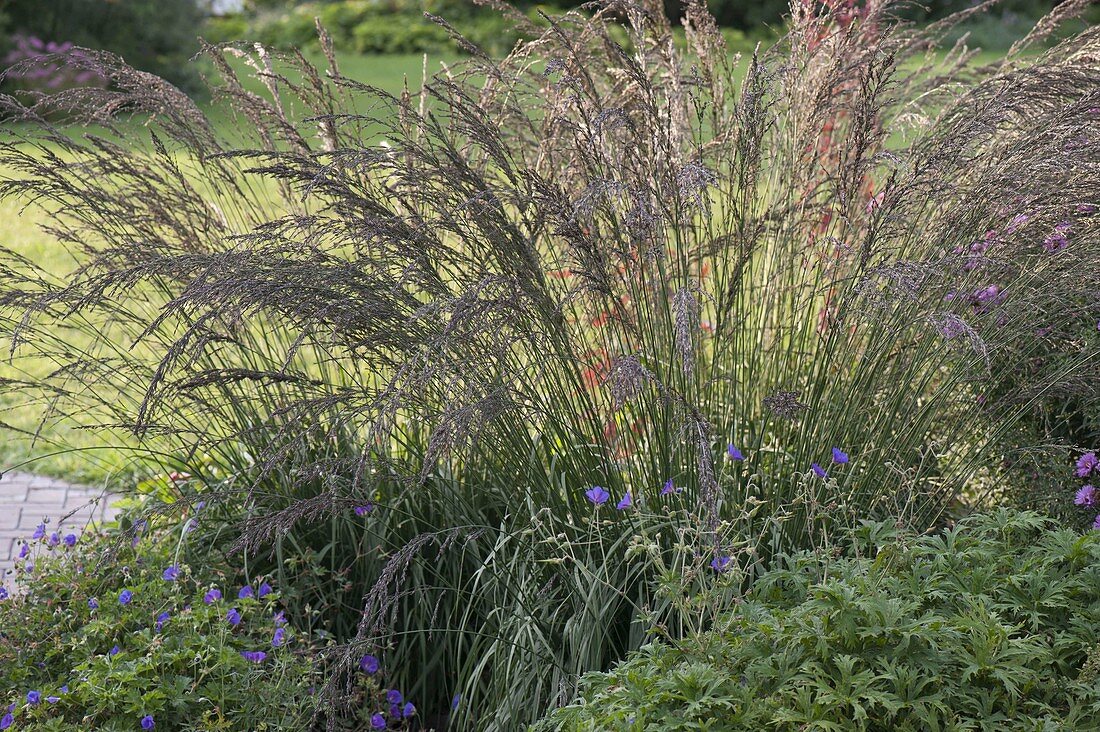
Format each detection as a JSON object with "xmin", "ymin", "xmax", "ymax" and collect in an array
[{"xmin": 0, "ymin": 471, "xmax": 116, "ymax": 577}]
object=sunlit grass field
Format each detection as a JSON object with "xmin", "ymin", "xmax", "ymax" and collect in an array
[{"xmin": 0, "ymin": 52, "xmax": 450, "ymax": 483}]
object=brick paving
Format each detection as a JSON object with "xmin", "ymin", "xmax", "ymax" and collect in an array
[{"xmin": 0, "ymin": 471, "xmax": 116, "ymax": 576}]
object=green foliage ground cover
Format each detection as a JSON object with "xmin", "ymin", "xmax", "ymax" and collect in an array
[{"xmin": 536, "ymin": 510, "xmax": 1100, "ymax": 731}]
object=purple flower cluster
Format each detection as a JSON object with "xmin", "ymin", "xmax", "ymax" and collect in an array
[
  {"xmin": 3, "ymin": 35, "xmax": 107, "ymax": 91},
  {"xmin": 1073, "ymin": 452, "xmax": 1100, "ymax": 530},
  {"xmin": 1042, "ymin": 221, "xmax": 1072, "ymax": 253},
  {"xmin": 356, "ymin": 653, "xmax": 417, "ymax": 728}
]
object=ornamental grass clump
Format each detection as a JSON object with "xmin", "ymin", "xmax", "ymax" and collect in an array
[{"xmin": 0, "ymin": 0, "xmax": 1098, "ymax": 727}]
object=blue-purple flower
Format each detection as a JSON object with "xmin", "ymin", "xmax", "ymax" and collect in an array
[
  {"xmin": 108, "ymin": 645, "xmax": 121, "ymax": 656},
  {"xmin": 240, "ymin": 650, "xmax": 267, "ymax": 663},
  {"xmin": 162, "ymin": 565, "xmax": 179, "ymax": 581},
  {"xmin": 831, "ymin": 447, "xmax": 849, "ymax": 464},
  {"xmin": 1075, "ymin": 485, "xmax": 1097, "ymax": 507},
  {"xmin": 811, "ymin": 463, "xmax": 828, "ymax": 479},
  {"xmin": 616, "ymin": 492, "xmax": 632, "ymax": 510},
  {"xmin": 1, "ymin": 712, "xmax": 12, "ymax": 729},
  {"xmin": 26, "ymin": 691, "xmax": 40, "ymax": 705},
  {"xmin": 360, "ymin": 654, "xmax": 379, "ymax": 674},
  {"xmin": 272, "ymin": 627, "xmax": 286, "ymax": 647},
  {"xmin": 402, "ymin": 702, "xmax": 415, "ymax": 718},
  {"xmin": 238, "ymin": 585, "xmax": 254, "ymax": 599},
  {"xmin": 451, "ymin": 694, "xmax": 461, "ymax": 711},
  {"xmin": 227, "ymin": 608, "xmax": 241, "ymax": 626},
  {"xmin": 660, "ymin": 478, "xmax": 680, "ymax": 495},
  {"xmin": 32, "ymin": 523, "xmax": 45, "ymax": 540},
  {"xmin": 386, "ymin": 689, "xmax": 403, "ymax": 706},
  {"xmin": 46, "ymin": 696, "xmax": 59, "ymax": 704},
  {"xmin": 1093, "ymin": 514, "xmax": 1100, "ymax": 531},
  {"xmin": 63, "ymin": 533, "xmax": 77, "ymax": 547},
  {"xmin": 17, "ymin": 543, "xmax": 29, "ymax": 559},
  {"xmin": 354, "ymin": 504, "xmax": 373, "ymax": 516},
  {"xmin": 1076, "ymin": 452, "xmax": 1098, "ymax": 478},
  {"xmin": 88, "ymin": 597, "xmax": 98, "ymax": 610},
  {"xmin": 119, "ymin": 589, "xmax": 133, "ymax": 605},
  {"xmin": 370, "ymin": 713, "xmax": 386, "ymax": 729},
  {"xmin": 710, "ymin": 556, "xmax": 732, "ymax": 572},
  {"xmin": 47, "ymin": 532, "xmax": 59, "ymax": 547},
  {"xmin": 727, "ymin": 444, "xmax": 744, "ymax": 461},
  {"xmin": 203, "ymin": 588, "xmax": 222, "ymax": 604},
  {"xmin": 140, "ymin": 715, "xmax": 155, "ymax": 729},
  {"xmin": 273, "ymin": 610, "xmax": 286, "ymax": 626},
  {"xmin": 257, "ymin": 582, "xmax": 273, "ymax": 598},
  {"xmin": 155, "ymin": 611, "xmax": 171, "ymax": 632},
  {"xmin": 0, "ymin": 588, "xmax": 7, "ymax": 601},
  {"xmin": 584, "ymin": 486, "xmax": 610, "ymax": 505}
]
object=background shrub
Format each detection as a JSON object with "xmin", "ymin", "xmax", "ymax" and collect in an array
[
  {"xmin": 0, "ymin": 0, "xmax": 203, "ymax": 91},
  {"xmin": 536, "ymin": 510, "xmax": 1100, "ymax": 730}
]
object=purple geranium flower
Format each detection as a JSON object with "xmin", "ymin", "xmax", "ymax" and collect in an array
[
  {"xmin": 360, "ymin": 654, "xmax": 380, "ymax": 674},
  {"xmin": 155, "ymin": 612, "xmax": 170, "ymax": 632},
  {"xmin": 386, "ymin": 690, "xmax": 403, "ymax": 706},
  {"xmin": 272, "ymin": 627, "xmax": 286, "ymax": 647},
  {"xmin": 240, "ymin": 650, "xmax": 267, "ymax": 663},
  {"xmin": 108, "ymin": 645, "xmax": 121, "ymax": 656},
  {"xmin": 32, "ymin": 523, "xmax": 45, "ymax": 540},
  {"xmin": 273, "ymin": 610, "xmax": 286, "ymax": 626},
  {"xmin": 257, "ymin": 582, "xmax": 273, "ymax": 598},
  {"xmin": 17, "ymin": 543, "xmax": 29, "ymax": 559},
  {"xmin": 47, "ymin": 532, "xmax": 59, "ymax": 547},
  {"xmin": 370, "ymin": 713, "xmax": 386, "ymax": 730},
  {"xmin": 660, "ymin": 478, "xmax": 680, "ymax": 495},
  {"xmin": 616, "ymin": 492, "xmax": 632, "ymax": 510},
  {"xmin": 1075, "ymin": 485, "xmax": 1097, "ymax": 507},
  {"xmin": 162, "ymin": 566, "xmax": 179, "ymax": 581},
  {"xmin": 710, "ymin": 555, "xmax": 732, "ymax": 572},
  {"xmin": 238, "ymin": 585, "xmax": 254, "ymax": 599},
  {"xmin": 811, "ymin": 463, "xmax": 828, "ymax": 479},
  {"xmin": 402, "ymin": 702, "xmax": 415, "ymax": 718},
  {"xmin": 88, "ymin": 598, "xmax": 98, "ymax": 610},
  {"xmin": 63, "ymin": 533, "xmax": 77, "ymax": 547},
  {"xmin": 119, "ymin": 589, "xmax": 133, "ymax": 605},
  {"xmin": 1076, "ymin": 452, "xmax": 1098, "ymax": 478},
  {"xmin": 140, "ymin": 715, "xmax": 155, "ymax": 729},
  {"xmin": 203, "ymin": 588, "xmax": 222, "ymax": 604},
  {"xmin": 727, "ymin": 444, "xmax": 744, "ymax": 461},
  {"xmin": 27, "ymin": 691, "xmax": 40, "ymax": 705},
  {"xmin": 1, "ymin": 713, "xmax": 12, "ymax": 730},
  {"xmin": 0, "ymin": 588, "xmax": 7, "ymax": 601},
  {"xmin": 227, "ymin": 608, "xmax": 241, "ymax": 626},
  {"xmin": 354, "ymin": 504, "xmax": 373, "ymax": 516},
  {"xmin": 46, "ymin": 696, "xmax": 59, "ymax": 704},
  {"xmin": 831, "ymin": 447, "xmax": 849, "ymax": 464},
  {"xmin": 1093, "ymin": 514, "xmax": 1100, "ymax": 531},
  {"xmin": 584, "ymin": 486, "xmax": 610, "ymax": 505}
]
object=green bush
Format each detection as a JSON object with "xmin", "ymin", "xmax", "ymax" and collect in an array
[
  {"xmin": 235, "ymin": 0, "xmax": 562, "ymax": 56},
  {"xmin": 536, "ymin": 510, "xmax": 1100, "ymax": 730},
  {"xmin": 0, "ymin": 514, "xmax": 318, "ymax": 730}
]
